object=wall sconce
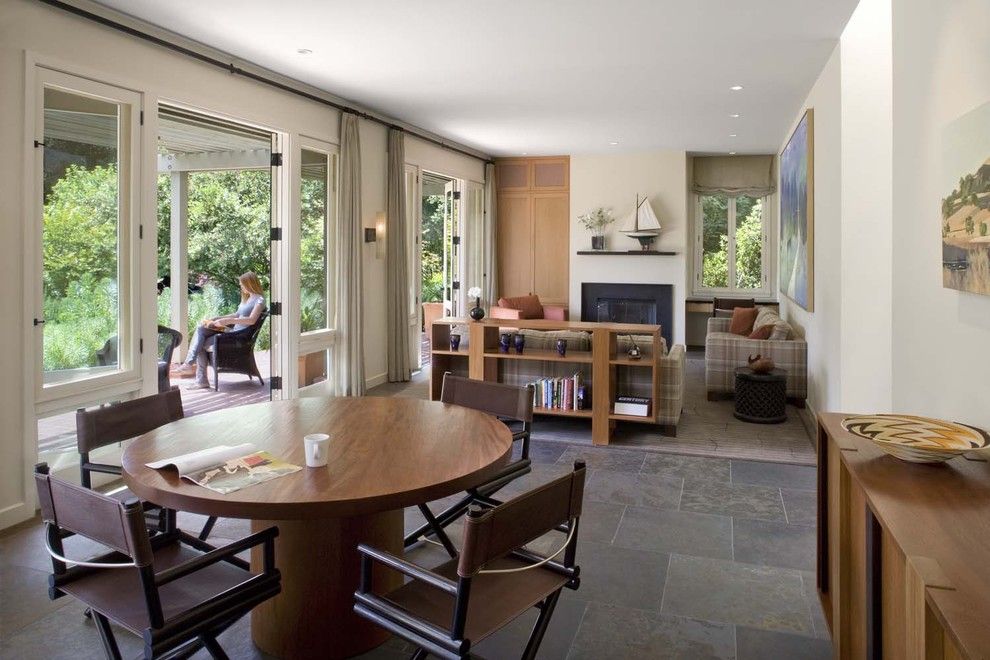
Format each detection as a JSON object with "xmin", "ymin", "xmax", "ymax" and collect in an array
[{"xmin": 374, "ymin": 212, "xmax": 386, "ymax": 259}]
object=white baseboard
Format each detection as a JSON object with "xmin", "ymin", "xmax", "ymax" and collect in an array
[
  {"xmin": 365, "ymin": 372, "xmax": 387, "ymax": 389},
  {"xmin": 0, "ymin": 501, "xmax": 34, "ymax": 531}
]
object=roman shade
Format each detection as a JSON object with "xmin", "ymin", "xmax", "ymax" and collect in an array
[{"xmin": 692, "ymin": 155, "xmax": 776, "ymax": 197}]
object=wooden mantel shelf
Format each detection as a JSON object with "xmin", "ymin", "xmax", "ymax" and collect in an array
[{"xmin": 576, "ymin": 250, "xmax": 678, "ymax": 256}]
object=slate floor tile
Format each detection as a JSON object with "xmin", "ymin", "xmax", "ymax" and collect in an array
[
  {"xmin": 662, "ymin": 554, "xmax": 812, "ymax": 634},
  {"xmin": 473, "ymin": 591, "xmax": 587, "ymax": 660},
  {"xmin": 556, "ymin": 446, "xmax": 645, "ymax": 473},
  {"xmin": 576, "ymin": 500, "xmax": 627, "ymax": 544},
  {"xmin": 613, "ymin": 507, "xmax": 732, "ymax": 560},
  {"xmin": 568, "ymin": 602, "xmax": 735, "ymax": 660},
  {"xmin": 732, "ymin": 517, "xmax": 817, "ymax": 571},
  {"xmin": 731, "ymin": 459, "xmax": 817, "ymax": 489},
  {"xmin": 641, "ymin": 454, "xmax": 731, "ymax": 486},
  {"xmin": 569, "ymin": 541, "xmax": 668, "ymax": 611},
  {"xmin": 736, "ymin": 626, "xmax": 832, "ymax": 659},
  {"xmin": 522, "ymin": 439, "xmax": 568, "ymax": 464},
  {"xmin": 802, "ymin": 571, "xmax": 831, "ymax": 640},
  {"xmin": 782, "ymin": 488, "xmax": 817, "ymax": 526},
  {"xmin": 585, "ymin": 470, "xmax": 682, "ymax": 508},
  {"xmin": 680, "ymin": 481, "xmax": 786, "ymax": 522}
]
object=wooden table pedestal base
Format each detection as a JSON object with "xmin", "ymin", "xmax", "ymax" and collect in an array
[{"xmin": 250, "ymin": 510, "xmax": 404, "ymax": 659}]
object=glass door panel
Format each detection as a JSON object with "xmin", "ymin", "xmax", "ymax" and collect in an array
[
  {"xmin": 38, "ymin": 73, "xmax": 138, "ymax": 393},
  {"xmin": 300, "ymin": 148, "xmax": 331, "ymax": 334}
]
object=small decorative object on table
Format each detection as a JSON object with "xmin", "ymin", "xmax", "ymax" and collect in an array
[
  {"xmin": 841, "ymin": 414, "xmax": 990, "ymax": 464},
  {"xmin": 449, "ymin": 333, "xmax": 461, "ymax": 351},
  {"xmin": 556, "ymin": 338, "xmax": 567, "ymax": 356},
  {"xmin": 499, "ymin": 332, "xmax": 512, "ymax": 353},
  {"xmin": 626, "ymin": 334, "xmax": 642, "ymax": 360},
  {"xmin": 467, "ymin": 286, "xmax": 485, "ymax": 321},
  {"xmin": 578, "ymin": 206, "xmax": 615, "ymax": 251},
  {"xmin": 513, "ymin": 333, "xmax": 525, "ymax": 354},
  {"xmin": 747, "ymin": 354, "xmax": 775, "ymax": 374}
]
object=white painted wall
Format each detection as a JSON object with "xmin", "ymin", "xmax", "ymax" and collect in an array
[
  {"xmin": 890, "ymin": 0, "xmax": 990, "ymax": 427},
  {"xmin": 837, "ymin": 0, "xmax": 894, "ymax": 412},
  {"xmin": 778, "ymin": 46, "xmax": 842, "ymax": 417},
  {"xmin": 405, "ymin": 136, "xmax": 485, "ymax": 183},
  {"xmin": 569, "ymin": 151, "xmax": 688, "ymax": 345}
]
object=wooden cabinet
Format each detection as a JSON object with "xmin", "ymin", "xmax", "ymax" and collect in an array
[
  {"xmin": 495, "ymin": 157, "xmax": 569, "ymax": 306},
  {"xmin": 817, "ymin": 414, "xmax": 990, "ymax": 659}
]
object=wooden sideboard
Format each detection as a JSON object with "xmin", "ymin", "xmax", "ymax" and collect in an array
[
  {"xmin": 495, "ymin": 157, "xmax": 569, "ymax": 306},
  {"xmin": 817, "ymin": 413, "xmax": 990, "ymax": 659},
  {"xmin": 429, "ymin": 318, "xmax": 663, "ymax": 445}
]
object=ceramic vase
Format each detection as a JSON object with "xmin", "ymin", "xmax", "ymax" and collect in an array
[
  {"xmin": 556, "ymin": 338, "xmax": 567, "ymax": 356},
  {"xmin": 513, "ymin": 333, "xmax": 525, "ymax": 354},
  {"xmin": 499, "ymin": 332, "xmax": 512, "ymax": 353},
  {"xmin": 449, "ymin": 334, "xmax": 461, "ymax": 351}
]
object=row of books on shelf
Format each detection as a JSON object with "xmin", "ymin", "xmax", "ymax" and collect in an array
[{"xmin": 529, "ymin": 374, "xmax": 586, "ymax": 411}]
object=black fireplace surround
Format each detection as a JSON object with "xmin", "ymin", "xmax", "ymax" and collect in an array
[{"xmin": 581, "ymin": 282, "xmax": 674, "ymax": 348}]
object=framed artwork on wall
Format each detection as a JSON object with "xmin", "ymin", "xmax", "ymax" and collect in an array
[
  {"xmin": 941, "ymin": 100, "xmax": 990, "ymax": 296},
  {"xmin": 779, "ymin": 108, "xmax": 815, "ymax": 312}
]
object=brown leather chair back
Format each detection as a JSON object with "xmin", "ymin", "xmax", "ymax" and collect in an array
[
  {"xmin": 441, "ymin": 373, "xmax": 533, "ymax": 423},
  {"xmin": 457, "ymin": 462, "xmax": 585, "ymax": 577},
  {"xmin": 35, "ymin": 467, "xmax": 154, "ymax": 566},
  {"xmin": 76, "ymin": 388, "xmax": 183, "ymax": 454},
  {"xmin": 712, "ymin": 297, "xmax": 755, "ymax": 318}
]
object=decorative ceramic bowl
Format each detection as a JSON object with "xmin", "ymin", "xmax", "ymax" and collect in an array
[{"xmin": 841, "ymin": 414, "xmax": 990, "ymax": 463}]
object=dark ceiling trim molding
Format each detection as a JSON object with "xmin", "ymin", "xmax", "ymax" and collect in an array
[{"xmin": 35, "ymin": 0, "xmax": 494, "ymax": 164}]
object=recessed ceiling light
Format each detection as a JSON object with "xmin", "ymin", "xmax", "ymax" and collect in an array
[
  {"xmin": 729, "ymin": 113, "xmax": 740, "ymax": 118},
  {"xmin": 297, "ymin": 48, "xmax": 313, "ymax": 55},
  {"xmin": 730, "ymin": 85, "xmax": 743, "ymax": 91},
  {"xmin": 729, "ymin": 134, "xmax": 737, "ymax": 138},
  {"xmin": 521, "ymin": 152, "xmax": 528, "ymax": 156},
  {"xmin": 608, "ymin": 141, "xmax": 619, "ymax": 146},
  {"xmin": 729, "ymin": 151, "xmax": 737, "ymax": 155}
]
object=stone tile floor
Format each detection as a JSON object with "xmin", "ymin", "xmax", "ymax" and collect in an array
[{"xmin": 0, "ymin": 443, "xmax": 829, "ymax": 659}]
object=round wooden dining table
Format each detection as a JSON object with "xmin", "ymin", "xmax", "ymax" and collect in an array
[{"xmin": 121, "ymin": 396, "xmax": 512, "ymax": 659}]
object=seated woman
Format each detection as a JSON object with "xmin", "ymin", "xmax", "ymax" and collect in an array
[{"xmin": 172, "ymin": 272, "xmax": 266, "ymax": 389}]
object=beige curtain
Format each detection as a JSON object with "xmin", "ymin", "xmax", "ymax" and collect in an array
[
  {"xmin": 386, "ymin": 129, "xmax": 410, "ymax": 382},
  {"xmin": 482, "ymin": 162, "xmax": 498, "ymax": 310},
  {"xmin": 692, "ymin": 155, "xmax": 776, "ymax": 197},
  {"xmin": 337, "ymin": 113, "xmax": 365, "ymax": 395}
]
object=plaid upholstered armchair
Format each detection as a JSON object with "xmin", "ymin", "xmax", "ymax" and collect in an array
[{"xmin": 704, "ymin": 315, "xmax": 807, "ymax": 405}]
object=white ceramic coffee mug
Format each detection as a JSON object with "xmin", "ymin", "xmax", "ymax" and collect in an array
[{"xmin": 303, "ymin": 433, "xmax": 330, "ymax": 468}]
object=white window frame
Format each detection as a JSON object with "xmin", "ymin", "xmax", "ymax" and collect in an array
[
  {"xmin": 296, "ymin": 138, "xmax": 339, "ymax": 393},
  {"xmin": 691, "ymin": 193, "xmax": 775, "ymax": 299},
  {"xmin": 31, "ymin": 68, "xmax": 144, "ymax": 404}
]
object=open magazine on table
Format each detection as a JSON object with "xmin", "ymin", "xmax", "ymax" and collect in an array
[{"xmin": 146, "ymin": 443, "xmax": 301, "ymax": 494}]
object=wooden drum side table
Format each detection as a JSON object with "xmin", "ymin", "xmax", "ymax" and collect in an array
[{"xmin": 733, "ymin": 367, "xmax": 787, "ymax": 424}]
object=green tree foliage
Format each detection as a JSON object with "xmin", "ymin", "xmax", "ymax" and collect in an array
[
  {"xmin": 734, "ymin": 202, "xmax": 763, "ymax": 289},
  {"xmin": 965, "ymin": 215, "xmax": 975, "ymax": 235},
  {"xmin": 701, "ymin": 195, "xmax": 762, "ymax": 289},
  {"xmin": 421, "ymin": 194, "xmax": 445, "ymax": 302}
]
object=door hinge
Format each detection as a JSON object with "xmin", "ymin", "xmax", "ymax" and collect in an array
[
  {"xmin": 270, "ymin": 227, "xmax": 282, "ymax": 241},
  {"xmin": 452, "ymin": 236, "xmax": 460, "ymax": 246},
  {"xmin": 452, "ymin": 281, "xmax": 460, "ymax": 290},
  {"xmin": 139, "ymin": 224, "xmax": 144, "ymax": 239},
  {"xmin": 33, "ymin": 318, "xmax": 45, "ymax": 326},
  {"xmin": 139, "ymin": 338, "xmax": 144, "ymax": 354},
  {"xmin": 269, "ymin": 302, "xmax": 282, "ymax": 316},
  {"xmin": 140, "ymin": 110, "xmax": 144, "ymax": 126},
  {"xmin": 271, "ymin": 152, "xmax": 283, "ymax": 167},
  {"xmin": 270, "ymin": 376, "xmax": 282, "ymax": 391},
  {"xmin": 33, "ymin": 140, "xmax": 46, "ymax": 148},
  {"xmin": 452, "ymin": 191, "xmax": 461, "ymax": 200}
]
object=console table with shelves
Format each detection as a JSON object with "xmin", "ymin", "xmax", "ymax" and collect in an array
[{"xmin": 429, "ymin": 318, "xmax": 664, "ymax": 445}]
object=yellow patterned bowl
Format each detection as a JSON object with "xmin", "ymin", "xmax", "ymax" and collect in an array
[{"xmin": 841, "ymin": 414, "xmax": 990, "ymax": 463}]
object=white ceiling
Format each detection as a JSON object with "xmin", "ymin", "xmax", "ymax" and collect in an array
[{"xmin": 93, "ymin": 0, "xmax": 858, "ymax": 157}]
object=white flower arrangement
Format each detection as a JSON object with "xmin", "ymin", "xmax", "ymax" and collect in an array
[
  {"xmin": 467, "ymin": 286, "xmax": 482, "ymax": 299},
  {"xmin": 577, "ymin": 207, "xmax": 615, "ymax": 235}
]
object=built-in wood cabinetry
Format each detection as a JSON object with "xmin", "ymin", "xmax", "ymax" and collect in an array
[{"xmin": 495, "ymin": 157, "xmax": 569, "ymax": 306}]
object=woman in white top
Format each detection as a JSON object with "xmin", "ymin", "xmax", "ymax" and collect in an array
[{"xmin": 172, "ymin": 271, "xmax": 266, "ymax": 389}]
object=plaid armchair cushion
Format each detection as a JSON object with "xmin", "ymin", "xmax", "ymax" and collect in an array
[{"xmin": 705, "ymin": 317, "xmax": 807, "ymax": 399}]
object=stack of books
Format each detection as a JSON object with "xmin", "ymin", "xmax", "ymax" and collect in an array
[
  {"xmin": 530, "ymin": 373, "xmax": 586, "ymax": 411},
  {"xmin": 613, "ymin": 395, "xmax": 652, "ymax": 417}
]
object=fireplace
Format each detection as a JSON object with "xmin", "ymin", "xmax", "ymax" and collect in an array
[{"xmin": 581, "ymin": 282, "xmax": 674, "ymax": 348}]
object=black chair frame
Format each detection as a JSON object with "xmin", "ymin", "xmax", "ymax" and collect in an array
[
  {"xmin": 156, "ymin": 325, "xmax": 183, "ymax": 394},
  {"xmin": 404, "ymin": 376, "xmax": 534, "ymax": 558},
  {"xmin": 36, "ymin": 464, "xmax": 281, "ymax": 660},
  {"xmin": 206, "ymin": 310, "xmax": 268, "ymax": 391}
]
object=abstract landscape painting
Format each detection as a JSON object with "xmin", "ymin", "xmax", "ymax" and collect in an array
[
  {"xmin": 779, "ymin": 109, "xmax": 814, "ymax": 311},
  {"xmin": 941, "ymin": 101, "xmax": 990, "ymax": 296}
]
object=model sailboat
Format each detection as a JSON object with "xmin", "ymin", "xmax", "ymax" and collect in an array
[{"xmin": 620, "ymin": 194, "xmax": 662, "ymax": 250}]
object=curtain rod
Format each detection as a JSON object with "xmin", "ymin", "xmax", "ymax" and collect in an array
[{"xmin": 36, "ymin": 0, "xmax": 494, "ymax": 165}]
